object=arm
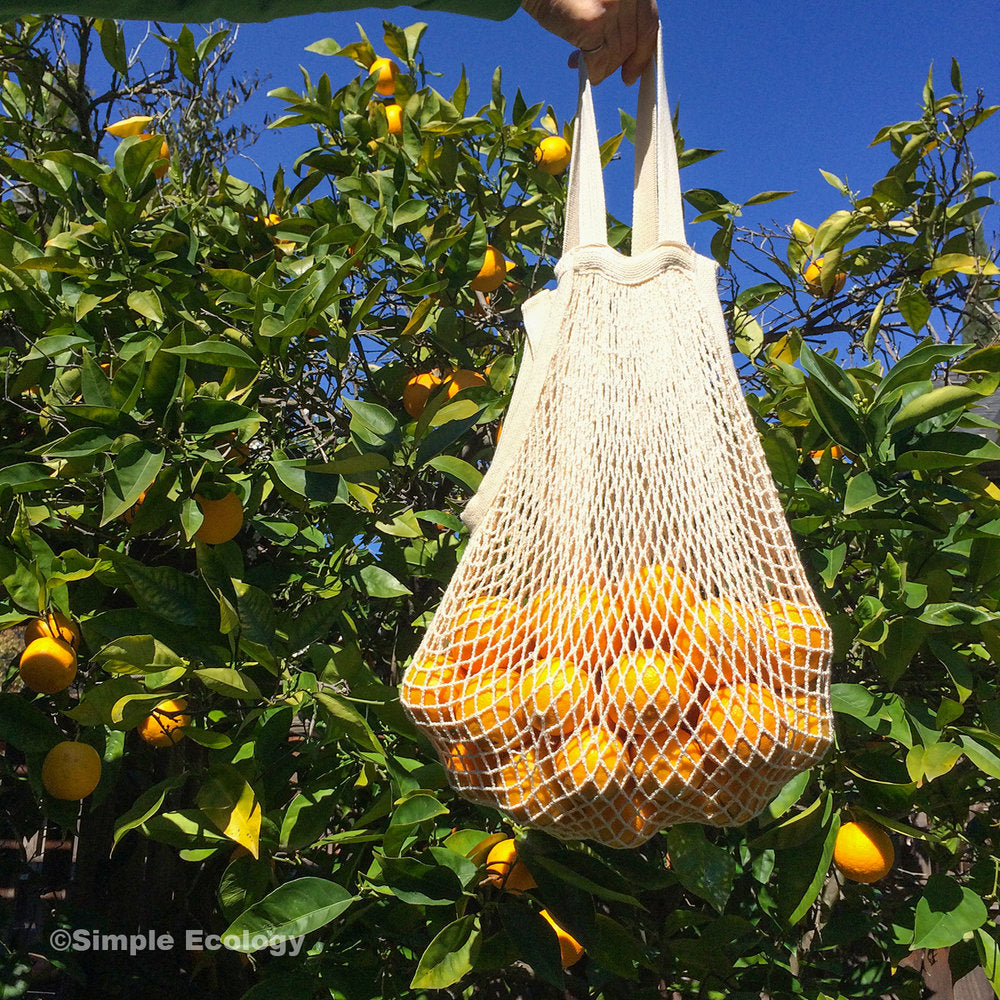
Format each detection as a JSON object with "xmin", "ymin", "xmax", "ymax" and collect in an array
[{"xmin": 520, "ymin": 0, "xmax": 659, "ymax": 85}]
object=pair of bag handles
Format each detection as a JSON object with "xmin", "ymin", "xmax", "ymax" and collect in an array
[{"xmin": 563, "ymin": 26, "xmax": 687, "ymax": 256}]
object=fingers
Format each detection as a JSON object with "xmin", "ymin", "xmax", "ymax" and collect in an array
[{"xmin": 619, "ymin": 0, "xmax": 658, "ymax": 85}]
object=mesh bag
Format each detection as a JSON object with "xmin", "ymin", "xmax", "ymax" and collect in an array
[{"xmin": 401, "ymin": 30, "xmax": 833, "ymax": 848}]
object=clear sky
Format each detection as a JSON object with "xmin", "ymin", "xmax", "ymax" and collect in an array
[{"xmin": 200, "ymin": 0, "xmax": 1000, "ymax": 260}]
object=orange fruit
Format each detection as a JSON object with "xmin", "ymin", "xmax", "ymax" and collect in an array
[
  {"xmin": 457, "ymin": 668, "xmax": 524, "ymax": 743},
  {"xmin": 627, "ymin": 563, "xmax": 698, "ymax": 647},
  {"xmin": 552, "ymin": 723, "xmax": 629, "ymax": 796},
  {"xmin": 808, "ymin": 445, "xmax": 844, "ymax": 461},
  {"xmin": 603, "ymin": 648, "xmax": 699, "ymax": 735},
  {"xmin": 697, "ymin": 682, "xmax": 785, "ymax": 766},
  {"xmin": 401, "ymin": 655, "xmax": 466, "ymax": 725},
  {"xmin": 633, "ymin": 729, "xmax": 704, "ymax": 799},
  {"xmin": 782, "ymin": 692, "xmax": 832, "ymax": 761},
  {"xmin": 19, "ymin": 636, "xmax": 77, "ymax": 694},
  {"xmin": 761, "ymin": 600, "xmax": 828, "ymax": 690},
  {"xmin": 385, "ymin": 103, "xmax": 403, "ymax": 135},
  {"xmin": 138, "ymin": 133, "xmax": 170, "ymax": 179},
  {"xmin": 448, "ymin": 595, "xmax": 528, "ymax": 668},
  {"xmin": 540, "ymin": 909, "xmax": 584, "ymax": 968},
  {"xmin": 217, "ymin": 432, "xmax": 251, "ymax": 466},
  {"xmin": 484, "ymin": 838, "xmax": 537, "ymax": 892},
  {"xmin": 41, "ymin": 741, "xmax": 101, "ymax": 800},
  {"xmin": 470, "ymin": 246, "xmax": 506, "ymax": 293},
  {"xmin": 517, "ymin": 657, "xmax": 592, "ymax": 736},
  {"xmin": 443, "ymin": 368, "xmax": 488, "ymax": 399},
  {"xmin": 403, "ymin": 371, "xmax": 442, "ymax": 419},
  {"xmin": 674, "ymin": 595, "xmax": 753, "ymax": 686},
  {"xmin": 833, "ymin": 819, "xmax": 894, "ymax": 883},
  {"xmin": 442, "ymin": 740, "xmax": 494, "ymax": 779},
  {"xmin": 576, "ymin": 789, "xmax": 659, "ymax": 847},
  {"xmin": 497, "ymin": 747, "xmax": 565, "ymax": 824},
  {"xmin": 803, "ymin": 257, "xmax": 846, "ymax": 297},
  {"xmin": 534, "ymin": 135, "xmax": 571, "ymax": 175},
  {"xmin": 369, "ymin": 57, "xmax": 399, "ymax": 96},
  {"xmin": 122, "ymin": 490, "xmax": 147, "ymax": 525},
  {"xmin": 194, "ymin": 492, "xmax": 244, "ymax": 545},
  {"xmin": 24, "ymin": 611, "xmax": 81, "ymax": 650},
  {"xmin": 137, "ymin": 698, "xmax": 190, "ymax": 747},
  {"xmin": 532, "ymin": 584, "xmax": 623, "ymax": 672}
]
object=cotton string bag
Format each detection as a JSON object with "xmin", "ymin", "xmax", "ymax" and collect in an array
[{"xmin": 401, "ymin": 27, "xmax": 834, "ymax": 848}]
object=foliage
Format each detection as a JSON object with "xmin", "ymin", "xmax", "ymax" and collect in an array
[{"xmin": 1, "ymin": 15, "xmax": 1000, "ymax": 1000}]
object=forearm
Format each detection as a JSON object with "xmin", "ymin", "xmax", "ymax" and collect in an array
[{"xmin": 0, "ymin": 0, "xmax": 521, "ymax": 24}]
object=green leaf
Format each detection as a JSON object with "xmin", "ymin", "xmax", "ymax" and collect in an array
[
  {"xmin": 164, "ymin": 341, "xmax": 258, "ymax": 369},
  {"xmin": 0, "ymin": 693, "xmax": 63, "ymax": 752},
  {"xmin": 666, "ymin": 825, "xmax": 736, "ymax": 912},
  {"xmin": 390, "ymin": 793, "xmax": 448, "ymax": 827},
  {"xmin": 844, "ymin": 471, "xmax": 885, "ymax": 514},
  {"xmin": 744, "ymin": 189, "xmax": 794, "ymax": 206},
  {"xmin": 424, "ymin": 455, "xmax": 482, "ymax": 491},
  {"xmin": 97, "ymin": 18, "xmax": 128, "ymax": 74},
  {"xmin": 896, "ymin": 432, "xmax": 1000, "ymax": 471},
  {"xmin": 892, "ymin": 384, "xmax": 990, "ymax": 431},
  {"xmin": 101, "ymin": 444, "xmax": 165, "ymax": 525},
  {"xmin": 198, "ymin": 765, "xmax": 262, "ymax": 859},
  {"xmin": 195, "ymin": 668, "xmax": 262, "ymax": 701},
  {"xmin": 410, "ymin": 915, "xmax": 481, "ymax": 989},
  {"xmin": 359, "ymin": 565, "xmax": 412, "ymax": 598},
  {"xmin": 112, "ymin": 775, "xmax": 185, "ymax": 853},
  {"xmin": 911, "ymin": 873, "xmax": 988, "ymax": 949},
  {"xmin": 223, "ymin": 877, "xmax": 353, "ymax": 950},
  {"xmin": 127, "ymin": 289, "xmax": 165, "ymax": 324}
]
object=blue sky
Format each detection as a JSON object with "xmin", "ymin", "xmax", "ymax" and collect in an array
[{"xmin": 205, "ymin": 0, "xmax": 1000, "ymax": 259}]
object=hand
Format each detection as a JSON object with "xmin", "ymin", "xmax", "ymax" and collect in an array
[{"xmin": 520, "ymin": 0, "xmax": 659, "ymax": 86}]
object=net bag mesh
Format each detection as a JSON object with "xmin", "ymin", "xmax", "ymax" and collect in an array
[{"xmin": 401, "ymin": 31, "xmax": 833, "ymax": 849}]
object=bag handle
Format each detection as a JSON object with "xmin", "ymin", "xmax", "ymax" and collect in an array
[
  {"xmin": 562, "ymin": 24, "xmax": 686, "ymax": 256},
  {"xmin": 632, "ymin": 26, "xmax": 686, "ymax": 251}
]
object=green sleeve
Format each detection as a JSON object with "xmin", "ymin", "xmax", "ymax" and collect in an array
[{"xmin": 0, "ymin": 0, "xmax": 521, "ymax": 23}]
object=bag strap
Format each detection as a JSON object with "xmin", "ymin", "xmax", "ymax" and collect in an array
[
  {"xmin": 562, "ymin": 24, "xmax": 686, "ymax": 256},
  {"xmin": 562, "ymin": 62, "xmax": 608, "ymax": 254},
  {"xmin": 632, "ymin": 26, "xmax": 686, "ymax": 252}
]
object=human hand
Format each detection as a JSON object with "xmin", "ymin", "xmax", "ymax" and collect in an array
[{"xmin": 520, "ymin": 0, "xmax": 659, "ymax": 86}]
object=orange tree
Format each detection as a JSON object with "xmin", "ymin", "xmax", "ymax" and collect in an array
[{"xmin": 2, "ymin": 15, "xmax": 1000, "ymax": 1000}]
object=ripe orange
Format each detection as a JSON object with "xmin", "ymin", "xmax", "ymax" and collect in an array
[
  {"xmin": 517, "ymin": 657, "xmax": 592, "ymax": 736},
  {"xmin": 497, "ymin": 747, "xmax": 565, "ymax": 824},
  {"xmin": 24, "ymin": 611, "xmax": 81, "ymax": 650},
  {"xmin": 603, "ymin": 648, "xmax": 699, "ymax": 734},
  {"xmin": 122, "ymin": 490, "xmax": 147, "ymax": 525},
  {"xmin": 442, "ymin": 740, "xmax": 494, "ymax": 780},
  {"xmin": 458, "ymin": 668, "xmax": 523, "ymax": 743},
  {"xmin": 532, "ymin": 584, "xmax": 623, "ymax": 672},
  {"xmin": 385, "ymin": 103, "xmax": 403, "ymax": 135},
  {"xmin": 698, "ymin": 682, "xmax": 785, "ymax": 765},
  {"xmin": 137, "ymin": 698, "xmax": 190, "ymax": 747},
  {"xmin": 761, "ymin": 600, "xmax": 828, "ymax": 690},
  {"xmin": 217, "ymin": 432, "xmax": 251, "ymax": 466},
  {"xmin": 401, "ymin": 655, "xmax": 467, "ymax": 725},
  {"xmin": 534, "ymin": 135, "xmax": 571, "ymax": 175},
  {"xmin": 833, "ymin": 819, "xmax": 894, "ymax": 883},
  {"xmin": 540, "ymin": 909, "xmax": 584, "ymax": 968},
  {"xmin": 484, "ymin": 838, "xmax": 537, "ymax": 892},
  {"xmin": 575, "ymin": 788, "xmax": 659, "ymax": 847},
  {"xmin": 552, "ymin": 722, "xmax": 629, "ymax": 796},
  {"xmin": 443, "ymin": 368, "xmax": 488, "ymax": 399},
  {"xmin": 674, "ymin": 595, "xmax": 753, "ymax": 686},
  {"xmin": 470, "ymin": 246, "xmax": 506, "ymax": 293},
  {"xmin": 19, "ymin": 637, "xmax": 77, "ymax": 694},
  {"xmin": 448, "ymin": 595, "xmax": 527, "ymax": 668},
  {"xmin": 628, "ymin": 563, "xmax": 698, "ymax": 647},
  {"xmin": 403, "ymin": 371, "xmax": 442, "ymax": 418},
  {"xmin": 808, "ymin": 445, "xmax": 844, "ymax": 461},
  {"xmin": 369, "ymin": 57, "xmax": 399, "ymax": 96},
  {"xmin": 803, "ymin": 257, "xmax": 846, "ymax": 297},
  {"xmin": 633, "ymin": 729, "xmax": 704, "ymax": 799},
  {"xmin": 783, "ymin": 692, "xmax": 832, "ymax": 761},
  {"xmin": 41, "ymin": 741, "xmax": 102, "ymax": 800},
  {"xmin": 194, "ymin": 491, "xmax": 244, "ymax": 545},
  {"xmin": 138, "ymin": 133, "xmax": 170, "ymax": 179}
]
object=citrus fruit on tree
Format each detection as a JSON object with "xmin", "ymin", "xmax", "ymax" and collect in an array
[
  {"xmin": 137, "ymin": 133, "xmax": 170, "ymax": 179},
  {"xmin": 121, "ymin": 490, "xmax": 147, "ymax": 525},
  {"xmin": 484, "ymin": 838, "xmax": 537, "ymax": 892},
  {"xmin": 803, "ymin": 257, "xmax": 846, "ymax": 297},
  {"xmin": 470, "ymin": 245, "xmax": 507, "ymax": 293},
  {"xmin": 517, "ymin": 657, "xmax": 592, "ymax": 737},
  {"xmin": 137, "ymin": 698, "xmax": 191, "ymax": 747},
  {"xmin": 41, "ymin": 741, "xmax": 102, "ymax": 800},
  {"xmin": 401, "ymin": 654, "xmax": 466, "ymax": 726},
  {"xmin": 532, "ymin": 584, "xmax": 623, "ymax": 672},
  {"xmin": 628, "ymin": 562, "xmax": 698, "ymax": 647},
  {"xmin": 194, "ymin": 491, "xmax": 244, "ymax": 544},
  {"xmin": 761, "ymin": 600, "xmax": 828, "ymax": 690},
  {"xmin": 458, "ymin": 667, "xmax": 523, "ymax": 742},
  {"xmin": 534, "ymin": 134, "xmax": 571, "ymax": 175},
  {"xmin": 540, "ymin": 909, "xmax": 584, "ymax": 968},
  {"xmin": 24, "ymin": 610, "xmax": 80, "ymax": 650},
  {"xmin": 552, "ymin": 722, "xmax": 629, "ymax": 795},
  {"xmin": 385, "ymin": 103, "xmax": 403, "ymax": 135},
  {"xmin": 448, "ymin": 594, "xmax": 527, "ymax": 667},
  {"xmin": 19, "ymin": 636, "xmax": 77, "ymax": 694},
  {"xmin": 674, "ymin": 595, "xmax": 754, "ymax": 686},
  {"xmin": 697, "ymin": 681, "xmax": 785, "ymax": 765},
  {"xmin": 633, "ymin": 728, "xmax": 705, "ymax": 800},
  {"xmin": 369, "ymin": 56, "xmax": 398, "ymax": 96},
  {"xmin": 833, "ymin": 818, "xmax": 895, "ymax": 883},
  {"xmin": 443, "ymin": 368, "xmax": 488, "ymax": 399},
  {"xmin": 402, "ymin": 371, "xmax": 442, "ymax": 418}
]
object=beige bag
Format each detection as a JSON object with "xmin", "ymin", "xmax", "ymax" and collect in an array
[{"xmin": 401, "ymin": 30, "xmax": 833, "ymax": 848}]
